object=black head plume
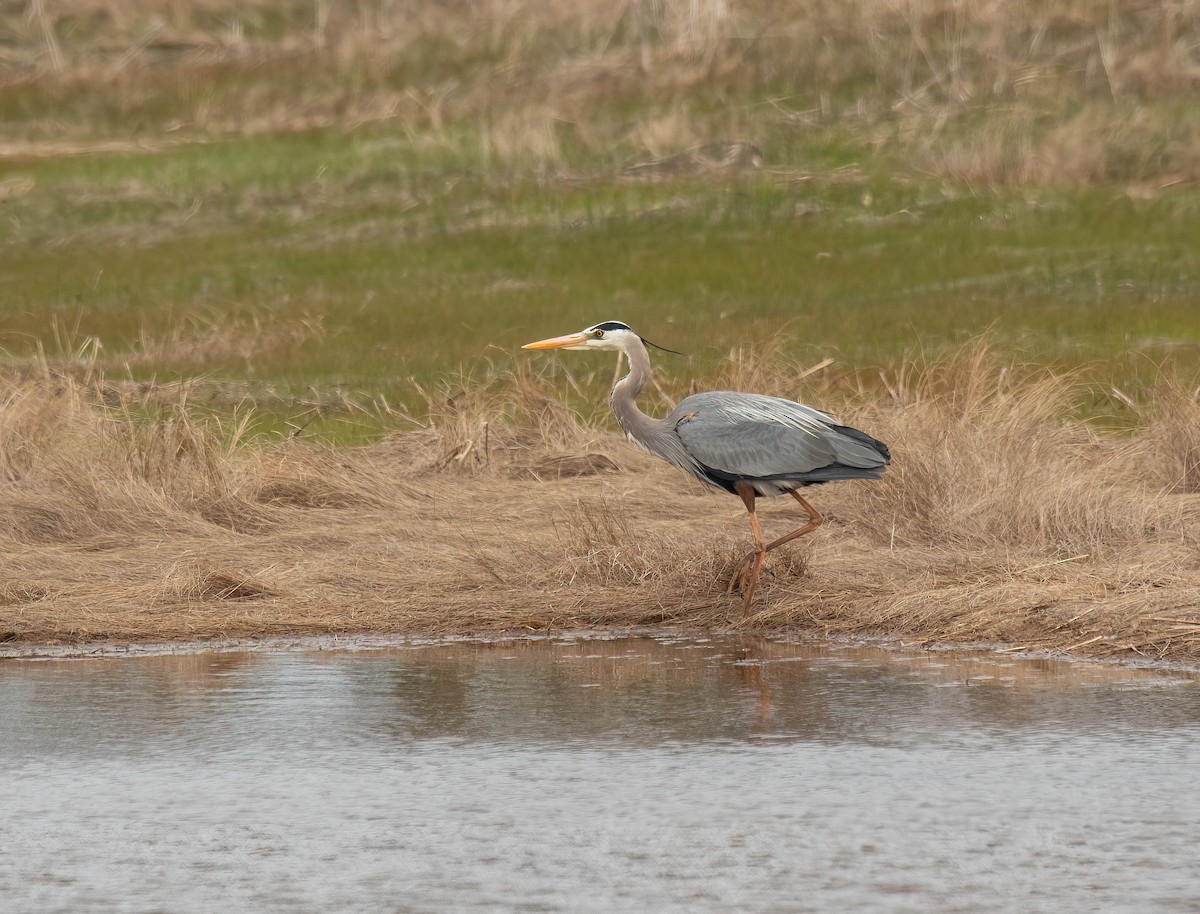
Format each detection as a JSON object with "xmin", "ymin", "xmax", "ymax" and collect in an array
[
  {"xmin": 641, "ymin": 336, "xmax": 686, "ymax": 356},
  {"xmin": 588, "ymin": 320, "xmax": 685, "ymax": 355}
]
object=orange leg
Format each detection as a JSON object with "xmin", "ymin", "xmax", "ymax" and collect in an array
[
  {"xmin": 726, "ymin": 483, "xmax": 767, "ymax": 608},
  {"xmin": 726, "ymin": 488, "xmax": 823, "ymax": 610},
  {"xmin": 764, "ymin": 491, "xmax": 823, "ymax": 552}
]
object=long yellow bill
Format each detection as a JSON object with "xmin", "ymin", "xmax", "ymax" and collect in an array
[{"xmin": 521, "ymin": 332, "xmax": 590, "ymax": 350}]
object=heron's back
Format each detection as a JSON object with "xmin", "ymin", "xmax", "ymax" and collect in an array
[{"xmin": 669, "ymin": 391, "xmax": 890, "ymax": 496}]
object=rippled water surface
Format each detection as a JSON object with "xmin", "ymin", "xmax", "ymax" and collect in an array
[{"xmin": 3, "ymin": 633, "xmax": 1200, "ymax": 913}]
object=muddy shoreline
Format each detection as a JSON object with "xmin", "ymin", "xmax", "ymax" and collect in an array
[{"xmin": 8, "ymin": 628, "xmax": 1200, "ymax": 687}]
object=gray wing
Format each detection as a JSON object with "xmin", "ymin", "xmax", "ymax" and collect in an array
[{"xmin": 670, "ymin": 391, "xmax": 887, "ymax": 480}]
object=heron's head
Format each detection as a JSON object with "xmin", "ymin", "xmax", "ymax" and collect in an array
[{"xmin": 523, "ymin": 321, "xmax": 681, "ymax": 355}]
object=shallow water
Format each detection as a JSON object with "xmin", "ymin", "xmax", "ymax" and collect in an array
[{"xmin": 3, "ymin": 633, "xmax": 1199, "ymax": 913}]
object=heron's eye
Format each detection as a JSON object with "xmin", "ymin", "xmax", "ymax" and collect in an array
[{"xmin": 593, "ymin": 329, "xmax": 604, "ymax": 338}]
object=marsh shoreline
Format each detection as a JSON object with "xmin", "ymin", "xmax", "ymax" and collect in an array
[
  {"xmin": 6, "ymin": 628, "xmax": 1200, "ymax": 675},
  {"xmin": 5, "ymin": 344, "xmax": 1200, "ymax": 664}
]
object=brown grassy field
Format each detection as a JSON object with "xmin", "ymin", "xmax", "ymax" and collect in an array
[
  {"xmin": 4, "ymin": 342, "xmax": 1200, "ymax": 662},
  {"xmin": 5, "ymin": 0, "xmax": 1200, "ymax": 185}
]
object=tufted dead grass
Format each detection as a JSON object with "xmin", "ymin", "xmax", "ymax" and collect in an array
[{"xmin": 3, "ymin": 341, "xmax": 1200, "ymax": 661}]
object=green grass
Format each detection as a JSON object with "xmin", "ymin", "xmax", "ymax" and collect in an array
[
  {"xmin": 3, "ymin": 129, "xmax": 1200, "ymax": 443},
  {"xmin": 4, "ymin": 2, "xmax": 1200, "ymax": 443}
]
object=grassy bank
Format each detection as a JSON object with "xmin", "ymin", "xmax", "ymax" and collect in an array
[{"xmin": 3, "ymin": 343, "xmax": 1200, "ymax": 661}]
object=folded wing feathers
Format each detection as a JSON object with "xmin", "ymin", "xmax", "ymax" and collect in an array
[{"xmin": 672, "ymin": 392, "xmax": 888, "ymax": 479}]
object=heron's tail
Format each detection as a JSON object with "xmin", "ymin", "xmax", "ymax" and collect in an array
[{"xmin": 831, "ymin": 424, "xmax": 891, "ymax": 466}]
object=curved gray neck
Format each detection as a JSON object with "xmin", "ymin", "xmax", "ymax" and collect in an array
[
  {"xmin": 608, "ymin": 337, "xmax": 701, "ymax": 476},
  {"xmin": 610, "ymin": 338, "xmax": 666, "ymax": 443}
]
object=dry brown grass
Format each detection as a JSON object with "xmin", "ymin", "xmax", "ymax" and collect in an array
[
  {"xmin": 1132, "ymin": 373, "xmax": 1200, "ymax": 495},
  {"xmin": 4, "ymin": 0, "xmax": 1200, "ymax": 185},
  {"xmin": 3, "ymin": 341, "xmax": 1200, "ymax": 661},
  {"xmin": 848, "ymin": 344, "xmax": 1195, "ymax": 552}
]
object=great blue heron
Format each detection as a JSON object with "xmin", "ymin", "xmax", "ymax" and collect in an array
[{"xmin": 523, "ymin": 320, "xmax": 891, "ymax": 609}]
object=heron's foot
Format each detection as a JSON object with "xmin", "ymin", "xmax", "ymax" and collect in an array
[
  {"xmin": 726, "ymin": 548, "xmax": 766, "ymax": 609},
  {"xmin": 725, "ymin": 550, "xmax": 755, "ymax": 594}
]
